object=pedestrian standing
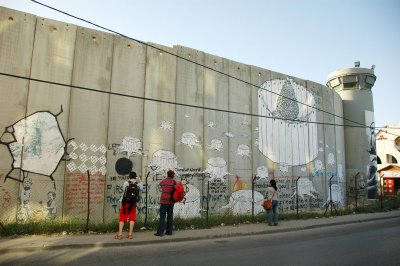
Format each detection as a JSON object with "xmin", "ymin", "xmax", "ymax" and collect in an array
[
  {"xmin": 266, "ymin": 179, "xmax": 279, "ymax": 226},
  {"xmin": 114, "ymin": 171, "xmax": 143, "ymax": 240},
  {"xmin": 154, "ymin": 169, "xmax": 175, "ymax": 236}
]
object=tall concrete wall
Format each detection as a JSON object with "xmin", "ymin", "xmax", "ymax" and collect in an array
[{"xmin": 0, "ymin": 7, "xmax": 349, "ymax": 223}]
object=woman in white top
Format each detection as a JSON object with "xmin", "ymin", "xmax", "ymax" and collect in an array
[{"xmin": 266, "ymin": 179, "xmax": 279, "ymax": 226}]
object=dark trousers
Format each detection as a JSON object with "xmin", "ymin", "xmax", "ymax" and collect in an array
[{"xmin": 157, "ymin": 204, "xmax": 174, "ymax": 235}]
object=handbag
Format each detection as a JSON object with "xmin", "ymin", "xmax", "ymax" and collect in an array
[
  {"xmin": 263, "ymin": 190, "xmax": 275, "ymax": 210},
  {"xmin": 263, "ymin": 199, "xmax": 272, "ymax": 210}
]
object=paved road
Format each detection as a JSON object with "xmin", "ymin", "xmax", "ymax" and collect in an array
[{"xmin": 1, "ymin": 216, "xmax": 399, "ymax": 266}]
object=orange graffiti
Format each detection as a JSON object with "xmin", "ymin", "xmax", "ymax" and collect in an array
[{"xmin": 2, "ymin": 191, "xmax": 11, "ymax": 208}]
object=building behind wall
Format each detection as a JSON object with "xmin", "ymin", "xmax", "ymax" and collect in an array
[
  {"xmin": 376, "ymin": 125, "xmax": 400, "ymax": 196},
  {"xmin": 0, "ymin": 6, "xmax": 376, "ymax": 223}
]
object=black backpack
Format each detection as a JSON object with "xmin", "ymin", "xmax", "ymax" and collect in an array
[{"xmin": 122, "ymin": 182, "xmax": 140, "ymax": 204}]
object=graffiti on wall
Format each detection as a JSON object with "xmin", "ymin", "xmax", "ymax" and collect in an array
[
  {"xmin": 65, "ymin": 172, "xmax": 105, "ymax": 216},
  {"xmin": 67, "ymin": 140, "xmax": 107, "ymax": 175},
  {"xmin": 179, "ymin": 132, "xmax": 201, "ymax": 149},
  {"xmin": 0, "ymin": 107, "xmax": 69, "ymax": 188},
  {"xmin": 365, "ymin": 111, "xmax": 378, "ymax": 199},
  {"xmin": 258, "ymin": 78, "xmax": 319, "ymax": 168},
  {"xmin": 204, "ymin": 157, "xmax": 229, "ymax": 183},
  {"xmin": 174, "ymin": 183, "xmax": 202, "ymax": 218}
]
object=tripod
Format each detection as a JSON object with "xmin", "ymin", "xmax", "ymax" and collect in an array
[{"xmin": 324, "ymin": 175, "xmax": 338, "ymax": 216}]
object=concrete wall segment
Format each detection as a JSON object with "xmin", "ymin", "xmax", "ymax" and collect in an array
[
  {"xmin": 0, "ymin": 7, "xmax": 35, "ymax": 77},
  {"xmin": 174, "ymin": 45, "xmax": 204, "ymax": 170},
  {"xmin": 0, "ymin": 6, "xmax": 361, "ymax": 222}
]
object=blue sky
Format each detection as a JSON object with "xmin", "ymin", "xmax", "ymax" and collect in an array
[{"xmin": 1, "ymin": 0, "xmax": 399, "ymax": 128}]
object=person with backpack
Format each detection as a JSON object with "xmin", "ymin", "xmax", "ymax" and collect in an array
[
  {"xmin": 114, "ymin": 171, "xmax": 143, "ymax": 240},
  {"xmin": 154, "ymin": 169, "xmax": 176, "ymax": 237}
]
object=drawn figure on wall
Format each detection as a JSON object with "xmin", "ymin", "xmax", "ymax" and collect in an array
[
  {"xmin": 2, "ymin": 190, "xmax": 11, "ymax": 208},
  {"xmin": 323, "ymin": 183, "xmax": 343, "ymax": 207},
  {"xmin": 159, "ymin": 120, "xmax": 173, "ymax": 131},
  {"xmin": 221, "ymin": 190, "xmax": 264, "ymax": 215},
  {"xmin": 44, "ymin": 191, "xmax": 57, "ymax": 220},
  {"xmin": 258, "ymin": 78, "xmax": 318, "ymax": 166},
  {"xmin": 365, "ymin": 111, "xmax": 378, "ymax": 199},
  {"xmin": 174, "ymin": 184, "xmax": 202, "ymax": 218},
  {"xmin": 16, "ymin": 176, "xmax": 33, "ymax": 222},
  {"xmin": 148, "ymin": 150, "xmax": 180, "ymax": 178},
  {"xmin": 119, "ymin": 136, "xmax": 142, "ymax": 157},
  {"xmin": 236, "ymin": 144, "xmax": 251, "ymax": 158},
  {"xmin": 0, "ymin": 106, "xmax": 69, "ymax": 188},
  {"xmin": 256, "ymin": 166, "xmax": 269, "ymax": 181},
  {"xmin": 312, "ymin": 160, "xmax": 325, "ymax": 177},
  {"xmin": 179, "ymin": 132, "xmax": 201, "ymax": 149},
  {"xmin": 367, "ymin": 164, "xmax": 378, "ymax": 199},
  {"xmin": 291, "ymin": 177, "xmax": 319, "ymax": 200},
  {"xmin": 207, "ymin": 139, "xmax": 223, "ymax": 151},
  {"xmin": 204, "ymin": 157, "xmax": 229, "ymax": 183},
  {"xmin": 233, "ymin": 176, "xmax": 249, "ymax": 191}
]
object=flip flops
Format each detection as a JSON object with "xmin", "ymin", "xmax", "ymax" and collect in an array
[{"xmin": 126, "ymin": 234, "xmax": 133, "ymax": 239}]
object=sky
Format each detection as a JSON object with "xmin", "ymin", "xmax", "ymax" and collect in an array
[{"xmin": 1, "ymin": 0, "xmax": 399, "ymax": 129}]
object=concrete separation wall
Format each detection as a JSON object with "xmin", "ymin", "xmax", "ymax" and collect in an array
[{"xmin": 0, "ymin": 7, "xmax": 355, "ymax": 223}]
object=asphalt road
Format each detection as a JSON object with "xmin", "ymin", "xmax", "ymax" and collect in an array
[{"xmin": 1, "ymin": 217, "xmax": 399, "ymax": 266}]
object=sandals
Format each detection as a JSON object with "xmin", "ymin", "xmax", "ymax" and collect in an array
[
  {"xmin": 114, "ymin": 234, "xmax": 133, "ymax": 240},
  {"xmin": 114, "ymin": 234, "xmax": 123, "ymax": 240}
]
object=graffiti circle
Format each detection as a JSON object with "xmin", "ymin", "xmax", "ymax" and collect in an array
[{"xmin": 115, "ymin": 157, "xmax": 133, "ymax": 175}]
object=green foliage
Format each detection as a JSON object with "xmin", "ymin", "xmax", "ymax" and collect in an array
[{"xmin": 1, "ymin": 197, "xmax": 399, "ymax": 237}]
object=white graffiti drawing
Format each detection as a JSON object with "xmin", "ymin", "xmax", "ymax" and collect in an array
[
  {"xmin": 279, "ymin": 163, "xmax": 289, "ymax": 173},
  {"xmin": 204, "ymin": 157, "xmax": 229, "ymax": 182},
  {"xmin": 323, "ymin": 183, "xmax": 343, "ymax": 207},
  {"xmin": 221, "ymin": 190, "xmax": 265, "ymax": 215},
  {"xmin": 207, "ymin": 122, "xmax": 216, "ymax": 128},
  {"xmin": 256, "ymin": 166, "xmax": 269, "ymax": 181},
  {"xmin": 0, "ymin": 108, "xmax": 69, "ymax": 188},
  {"xmin": 337, "ymin": 164, "xmax": 344, "ymax": 183},
  {"xmin": 241, "ymin": 116, "xmax": 250, "ymax": 126},
  {"xmin": 119, "ymin": 136, "xmax": 142, "ymax": 157},
  {"xmin": 258, "ymin": 78, "xmax": 318, "ymax": 166},
  {"xmin": 236, "ymin": 144, "xmax": 251, "ymax": 157},
  {"xmin": 327, "ymin": 153, "xmax": 335, "ymax": 165},
  {"xmin": 67, "ymin": 141, "xmax": 107, "ymax": 175},
  {"xmin": 174, "ymin": 184, "xmax": 202, "ymax": 218},
  {"xmin": 179, "ymin": 132, "xmax": 201, "ymax": 149},
  {"xmin": 312, "ymin": 160, "xmax": 325, "ymax": 176},
  {"xmin": 160, "ymin": 120, "xmax": 173, "ymax": 131},
  {"xmin": 207, "ymin": 139, "xmax": 223, "ymax": 151},
  {"xmin": 254, "ymin": 139, "xmax": 259, "ymax": 146},
  {"xmin": 224, "ymin": 132, "xmax": 235, "ymax": 138},
  {"xmin": 291, "ymin": 177, "xmax": 319, "ymax": 200},
  {"xmin": 148, "ymin": 150, "xmax": 179, "ymax": 173}
]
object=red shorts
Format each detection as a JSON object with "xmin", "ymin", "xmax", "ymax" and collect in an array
[{"xmin": 119, "ymin": 203, "xmax": 137, "ymax": 222}]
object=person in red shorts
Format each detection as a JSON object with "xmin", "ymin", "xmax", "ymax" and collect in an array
[{"xmin": 114, "ymin": 171, "xmax": 143, "ymax": 240}]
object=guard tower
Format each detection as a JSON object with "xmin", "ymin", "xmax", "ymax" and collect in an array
[{"xmin": 327, "ymin": 62, "xmax": 378, "ymax": 200}]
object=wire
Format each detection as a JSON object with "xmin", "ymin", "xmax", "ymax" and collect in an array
[
  {"xmin": 30, "ymin": 0, "xmax": 370, "ymax": 129},
  {"xmin": 2, "ymin": 71, "xmax": 394, "ymax": 131}
]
